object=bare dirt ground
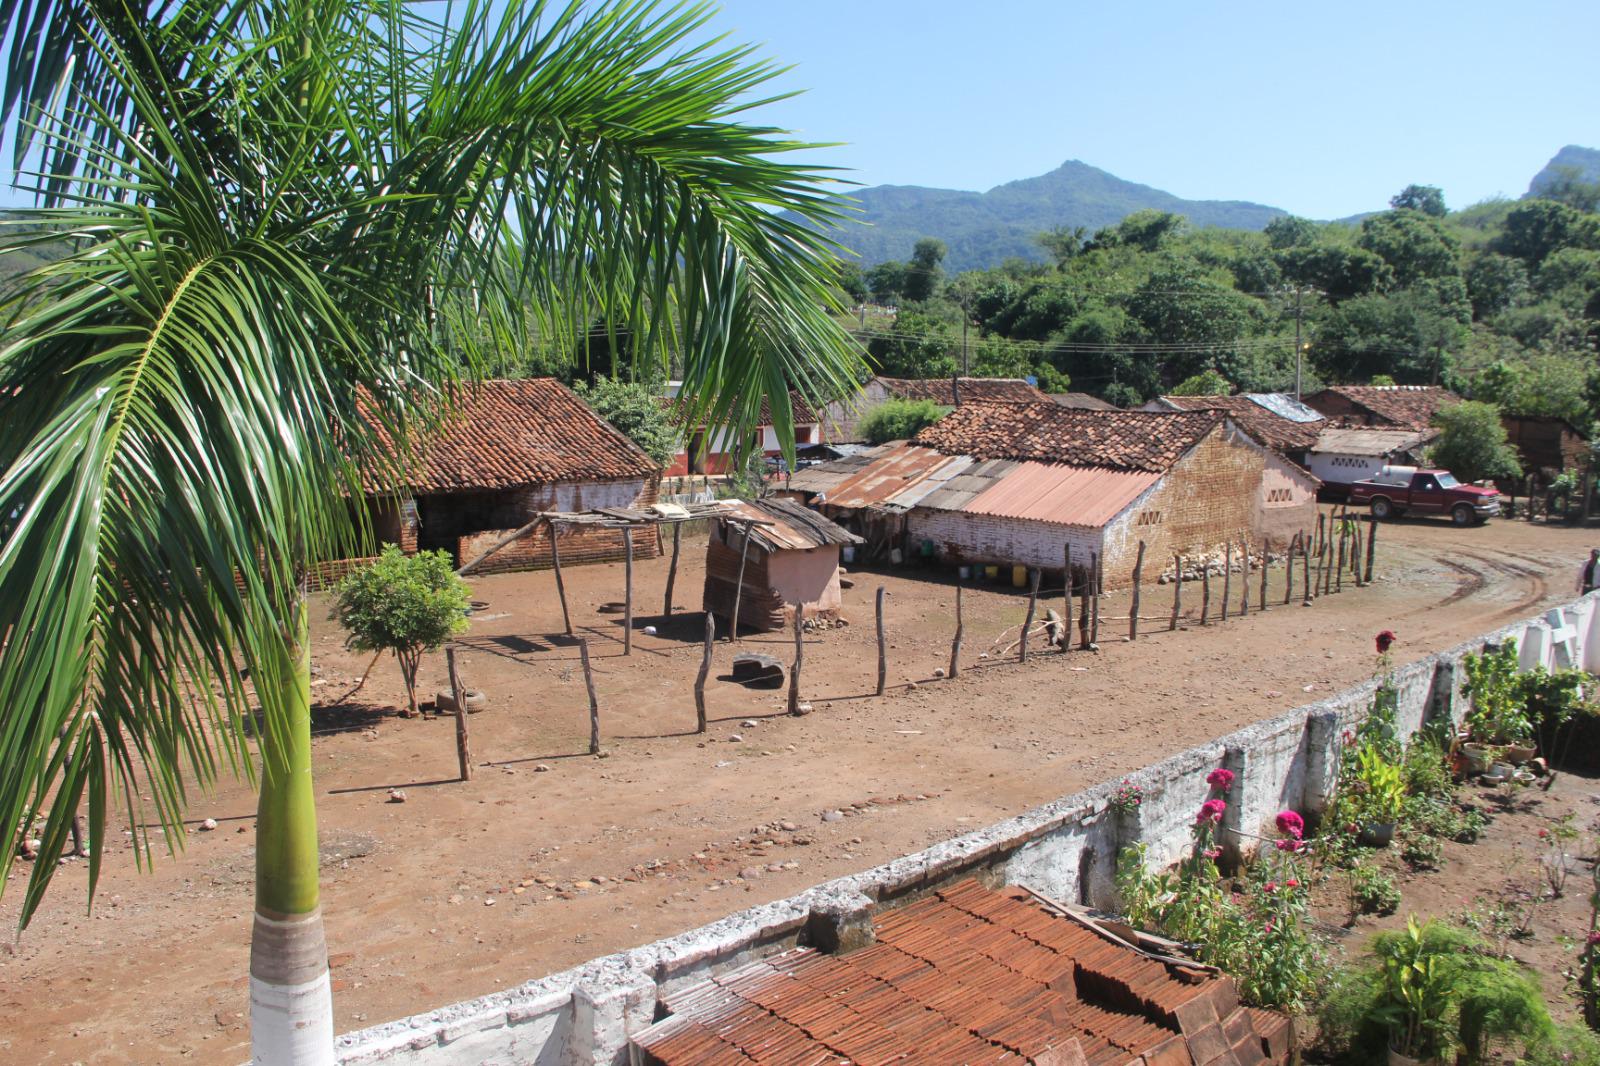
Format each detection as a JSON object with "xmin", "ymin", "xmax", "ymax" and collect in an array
[{"xmin": 0, "ymin": 514, "xmax": 1592, "ymax": 1064}]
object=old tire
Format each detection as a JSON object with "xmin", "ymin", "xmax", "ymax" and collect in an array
[
  {"xmin": 435, "ymin": 688, "xmax": 487, "ymax": 714},
  {"xmin": 1370, "ymin": 497, "xmax": 1393, "ymax": 520},
  {"xmin": 1451, "ymin": 504, "xmax": 1473, "ymax": 527}
]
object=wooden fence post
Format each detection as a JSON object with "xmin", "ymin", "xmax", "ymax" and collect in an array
[
  {"xmin": 1021, "ymin": 567, "xmax": 1041, "ymax": 662},
  {"xmin": 1238, "ymin": 539, "xmax": 1250, "ymax": 616},
  {"xmin": 1088, "ymin": 551, "xmax": 1100, "ymax": 647},
  {"xmin": 1129, "ymin": 540, "xmax": 1146, "ymax": 642},
  {"xmin": 1201, "ymin": 556, "xmax": 1212, "ymax": 625},
  {"xmin": 1335, "ymin": 516, "xmax": 1347, "ymax": 593},
  {"xmin": 695, "ymin": 612, "xmax": 713, "ymax": 733},
  {"xmin": 1078, "ymin": 563, "xmax": 1091, "ymax": 649},
  {"xmin": 728, "ymin": 521, "xmax": 752, "ymax": 642},
  {"xmin": 623, "ymin": 527, "xmax": 634, "ymax": 654},
  {"xmin": 664, "ymin": 522, "xmax": 682, "ymax": 615},
  {"xmin": 1258, "ymin": 538, "xmax": 1270, "ymax": 610},
  {"xmin": 1170, "ymin": 554, "xmax": 1182, "ymax": 631},
  {"xmin": 1284, "ymin": 534, "xmax": 1295, "ymax": 606},
  {"xmin": 950, "ymin": 581, "xmax": 965, "ymax": 677},
  {"xmin": 1349, "ymin": 520, "xmax": 1363, "ymax": 586},
  {"xmin": 1062, "ymin": 543, "xmax": 1073, "ymax": 654},
  {"xmin": 875, "ymin": 586, "xmax": 888, "ymax": 695},
  {"xmin": 447, "ymin": 646, "xmax": 471, "ymax": 781},
  {"xmin": 1302, "ymin": 529, "xmax": 1314, "ymax": 605},
  {"xmin": 580, "ymin": 639, "xmax": 601, "ymax": 755},
  {"xmin": 787, "ymin": 603, "xmax": 805, "ymax": 715},
  {"xmin": 1365, "ymin": 515, "xmax": 1378, "ymax": 583},
  {"xmin": 1221, "ymin": 541, "xmax": 1232, "ymax": 623},
  {"xmin": 549, "ymin": 520, "xmax": 573, "ymax": 636}
]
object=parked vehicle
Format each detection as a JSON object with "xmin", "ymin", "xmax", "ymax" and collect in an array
[{"xmin": 1348, "ymin": 466, "xmax": 1500, "ymax": 526}]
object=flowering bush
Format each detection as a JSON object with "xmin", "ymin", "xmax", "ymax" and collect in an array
[
  {"xmin": 1109, "ymin": 778, "xmax": 1143, "ymax": 816},
  {"xmin": 1206, "ymin": 767, "xmax": 1236, "ymax": 792},
  {"xmin": 1197, "ymin": 798, "xmax": 1227, "ymax": 825}
]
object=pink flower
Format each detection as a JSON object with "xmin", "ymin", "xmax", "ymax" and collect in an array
[
  {"xmin": 1197, "ymin": 799, "xmax": 1227, "ymax": 824},
  {"xmin": 1341, "ymin": 729, "xmax": 1356, "ymax": 747},
  {"xmin": 1375, "ymin": 630, "xmax": 1396, "ymax": 654},
  {"xmin": 1539, "ymin": 828, "xmax": 1550, "ymax": 839},
  {"xmin": 1264, "ymin": 882, "xmax": 1278, "ymax": 894},
  {"xmin": 1275, "ymin": 811, "xmax": 1305, "ymax": 839},
  {"xmin": 1205, "ymin": 848, "xmax": 1223, "ymax": 860},
  {"xmin": 1274, "ymin": 839, "xmax": 1306, "ymax": 853},
  {"xmin": 1206, "ymin": 768, "xmax": 1236, "ymax": 792},
  {"xmin": 1286, "ymin": 878, "xmax": 1299, "ymax": 888},
  {"xmin": 1265, "ymin": 920, "xmax": 1274, "ymax": 934},
  {"xmin": 1588, "ymin": 931, "xmax": 1600, "ymax": 946}
]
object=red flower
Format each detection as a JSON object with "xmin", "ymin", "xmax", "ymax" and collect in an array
[
  {"xmin": 1588, "ymin": 930, "xmax": 1600, "ymax": 947},
  {"xmin": 1264, "ymin": 882, "xmax": 1278, "ymax": 893},
  {"xmin": 1539, "ymin": 828, "xmax": 1550, "ymax": 839},
  {"xmin": 1206, "ymin": 768, "xmax": 1236, "ymax": 792},
  {"xmin": 1197, "ymin": 799, "xmax": 1227, "ymax": 824},
  {"xmin": 1205, "ymin": 847, "xmax": 1223, "ymax": 860},
  {"xmin": 1275, "ymin": 810, "xmax": 1305, "ymax": 839},
  {"xmin": 1286, "ymin": 878, "xmax": 1300, "ymax": 888},
  {"xmin": 1375, "ymin": 630, "xmax": 1397, "ymax": 654}
]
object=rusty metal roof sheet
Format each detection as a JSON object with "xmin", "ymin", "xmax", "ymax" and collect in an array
[
  {"xmin": 912, "ymin": 457, "xmax": 1020, "ymax": 513},
  {"xmin": 821, "ymin": 444, "xmax": 965, "ymax": 510},
  {"xmin": 962, "ymin": 461, "xmax": 1160, "ymax": 528},
  {"xmin": 784, "ymin": 445, "xmax": 892, "ymax": 495},
  {"xmin": 1312, "ymin": 427, "xmax": 1438, "ymax": 457},
  {"xmin": 716, "ymin": 498, "xmax": 861, "ymax": 551}
]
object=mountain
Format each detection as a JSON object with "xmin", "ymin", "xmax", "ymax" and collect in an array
[
  {"xmin": 1527, "ymin": 145, "xmax": 1600, "ymax": 198},
  {"xmin": 828, "ymin": 159, "xmax": 1288, "ymax": 272}
]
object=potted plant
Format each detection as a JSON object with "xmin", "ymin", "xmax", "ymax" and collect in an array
[
  {"xmin": 1462, "ymin": 641, "xmax": 1535, "ymax": 765},
  {"xmin": 1375, "ymin": 918, "xmax": 1454, "ymax": 1065},
  {"xmin": 1355, "ymin": 746, "xmax": 1406, "ymax": 848}
]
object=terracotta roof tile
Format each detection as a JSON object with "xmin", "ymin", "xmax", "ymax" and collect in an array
[
  {"xmin": 1154, "ymin": 395, "xmax": 1321, "ymax": 453},
  {"xmin": 369, "ymin": 378, "xmax": 658, "ymax": 494},
  {"xmin": 633, "ymin": 880, "xmax": 1291, "ymax": 1065},
  {"xmin": 878, "ymin": 376, "xmax": 1049, "ymax": 405},
  {"xmin": 913, "ymin": 403, "xmax": 1225, "ymax": 473},
  {"xmin": 1305, "ymin": 385, "xmax": 1461, "ymax": 431}
]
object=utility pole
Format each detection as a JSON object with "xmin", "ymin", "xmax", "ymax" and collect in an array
[{"xmin": 1293, "ymin": 287, "xmax": 1304, "ymax": 401}]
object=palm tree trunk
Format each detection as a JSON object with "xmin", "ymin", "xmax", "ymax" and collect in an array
[{"xmin": 250, "ymin": 603, "xmax": 333, "ymax": 1065}]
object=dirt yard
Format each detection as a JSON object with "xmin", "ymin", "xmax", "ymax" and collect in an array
[{"xmin": 0, "ymin": 514, "xmax": 1592, "ymax": 1063}]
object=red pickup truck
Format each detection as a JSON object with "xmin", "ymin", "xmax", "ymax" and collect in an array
[{"xmin": 1348, "ymin": 466, "xmax": 1500, "ymax": 526}]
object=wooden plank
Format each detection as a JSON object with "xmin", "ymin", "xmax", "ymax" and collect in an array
[
  {"xmin": 1089, "ymin": 552, "xmax": 1100, "ymax": 646},
  {"xmin": 875, "ymin": 586, "xmax": 888, "ymax": 695},
  {"xmin": 549, "ymin": 521, "xmax": 573, "ymax": 635},
  {"xmin": 447, "ymin": 646, "xmax": 471, "ymax": 782},
  {"xmin": 787, "ymin": 602, "xmax": 805, "ymax": 715},
  {"xmin": 729, "ymin": 523, "xmax": 752, "ymax": 642},
  {"xmin": 664, "ymin": 522, "xmax": 682, "ymax": 615},
  {"xmin": 623, "ymin": 527, "xmax": 634, "ymax": 655},
  {"xmin": 950, "ymin": 580, "xmax": 964, "ymax": 677},
  {"xmin": 695, "ymin": 612, "xmax": 713, "ymax": 734},
  {"xmin": 1021, "ymin": 568, "xmax": 1040, "ymax": 662},
  {"xmin": 1129, "ymin": 540, "xmax": 1146, "ymax": 641},
  {"xmin": 580, "ymin": 639, "xmax": 601, "ymax": 755},
  {"xmin": 1062, "ymin": 543, "xmax": 1072, "ymax": 654}
]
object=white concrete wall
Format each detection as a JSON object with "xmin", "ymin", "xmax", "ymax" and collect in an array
[{"xmin": 335, "ymin": 593, "xmax": 1600, "ymax": 1066}]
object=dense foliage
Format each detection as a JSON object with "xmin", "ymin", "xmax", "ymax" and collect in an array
[
  {"xmin": 859, "ymin": 399, "xmax": 948, "ymax": 444},
  {"xmin": 333, "ymin": 548, "xmax": 471, "ymax": 717},
  {"xmin": 573, "ymin": 376, "xmax": 680, "ymax": 466}
]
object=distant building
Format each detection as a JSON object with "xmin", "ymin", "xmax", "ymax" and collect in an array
[
  {"xmin": 789, "ymin": 401, "xmax": 1319, "ymax": 586},
  {"xmin": 1303, "ymin": 427, "xmax": 1439, "ymax": 498},
  {"xmin": 1142, "ymin": 393, "xmax": 1323, "ymax": 460},
  {"xmin": 365, "ymin": 378, "xmax": 662, "ymax": 574},
  {"xmin": 1501, "ymin": 414, "xmax": 1589, "ymax": 477},
  {"xmin": 702, "ymin": 497, "xmax": 860, "ymax": 632},
  {"xmin": 663, "ymin": 385, "xmax": 821, "ymax": 476},
  {"xmin": 1050, "ymin": 391, "xmax": 1120, "ymax": 410},
  {"xmin": 819, "ymin": 375, "xmax": 1049, "ymax": 443},
  {"xmin": 1303, "ymin": 384, "xmax": 1460, "ymax": 431}
]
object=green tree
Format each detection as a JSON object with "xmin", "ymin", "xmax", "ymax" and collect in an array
[
  {"xmin": 0, "ymin": 2, "xmax": 863, "ymax": 1060},
  {"xmin": 1096, "ymin": 209, "xmax": 1188, "ymax": 252},
  {"xmin": 1170, "ymin": 369, "xmax": 1232, "ymax": 395},
  {"xmin": 902, "ymin": 237, "xmax": 947, "ymax": 302},
  {"xmin": 1278, "ymin": 243, "xmax": 1393, "ymax": 301},
  {"xmin": 835, "ymin": 261, "xmax": 869, "ymax": 303},
  {"xmin": 574, "ymin": 376, "xmax": 680, "ymax": 466},
  {"xmin": 858, "ymin": 398, "xmax": 948, "ymax": 444},
  {"xmin": 1358, "ymin": 209, "xmax": 1462, "ymax": 286},
  {"xmin": 1036, "ymin": 225, "xmax": 1088, "ymax": 268},
  {"xmin": 1430, "ymin": 401, "xmax": 1523, "ymax": 482},
  {"xmin": 1534, "ymin": 165, "xmax": 1600, "ymax": 213},
  {"xmin": 1390, "ymin": 184, "xmax": 1448, "ymax": 217},
  {"xmin": 866, "ymin": 260, "xmax": 908, "ymax": 303},
  {"xmin": 868, "ymin": 310, "xmax": 957, "ymax": 377},
  {"xmin": 1464, "ymin": 252, "xmax": 1530, "ymax": 319},
  {"xmin": 333, "ymin": 548, "xmax": 471, "ymax": 718},
  {"xmin": 1125, "ymin": 260, "xmax": 1260, "ymax": 384},
  {"xmin": 1494, "ymin": 200, "xmax": 1600, "ymax": 266},
  {"xmin": 1264, "ymin": 215, "xmax": 1319, "ymax": 250},
  {"xmin": 1315, "ymin": 289, "xmax": 1467, "ymax": 384}
]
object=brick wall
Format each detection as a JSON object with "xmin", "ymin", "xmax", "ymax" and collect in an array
[
  {"xmin": 453, "ymin": 477, "xmax": 662, "ymax": 576},
  {"xmin": 906, "ymin": 508, "xmax": 1103, "ymax": 578}
]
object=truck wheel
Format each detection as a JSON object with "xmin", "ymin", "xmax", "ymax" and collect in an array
[
  {"xmin": 1371, "ymin": 497, "xmax": 1393, "ymax": 520},
  {"xmin": 1451, "ymin": 504, "xmax": 1474, "ymax": 527}
]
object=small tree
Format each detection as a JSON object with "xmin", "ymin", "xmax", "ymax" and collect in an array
[
  {"xmin": 573, "ymin": 375, "xmax": 679, "ymax": 466},
  {"xmin": 1430, "ymin": 400, "xmax": 1523, "ymax": 483},
  {"xmin": 333, "ymin": 546, "xmax": 471, "ymax": 717},
  {"xmin": 1170, "ymin": 369, "xmax": 1232, "ymax": 396},
  {"xmin": 860, "ymin": 398, "xmax": 948, "ymax": 444}
]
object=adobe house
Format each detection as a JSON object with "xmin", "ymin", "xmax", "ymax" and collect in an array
[
  {"xmin": 702, "ymin": 497, "xmax": 861, "ymax": 633},
  {"xmin": 788, "ymin": 402, "xmax": 1320, "ymax": 586},
  {"xmin": 1501, "ymin": 414, "xmax": 1589, "ymax": 478},
  {"xmin": 818, "ymin": 374, "xmax": 1049, "ymax": 443},
  {"xmin": 366, "ymin": 378, "xmax": 662, "ymax": 574},
  {"xmin": 663, "ymin": 388, "xmax": 821, "ymax": 476},
  {"xmin": 1302, "ymin": 384, "xmax": 1460, "ymax": 431}
]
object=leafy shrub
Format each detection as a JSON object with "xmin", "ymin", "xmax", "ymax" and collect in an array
[
  {"xmin": 1462, "ymin": 639, "xmax": 1534, "ymax": 745},
  {"xmin": 1351, "ymin": 865, "xmax": 1401, "ymax": 916},
  {"xmin": 1402, "ymin": 736, "xmax": 1455, "ymax": 801},
  {"xmin": 333, "ymin": 546, "xmax": 471, "ymax": 716},
  {"xmin": 1401, "ymin": 832, "xmax": 1445, "ymax": 870},
  {"xmin": 572, "ymin": 375, "xmax": 680, "ymax": 466},
  {"xmin": 858, "ymin": 398, "xmax": 948, "ymax": 444}
]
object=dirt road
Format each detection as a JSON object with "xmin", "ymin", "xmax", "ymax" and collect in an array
[{"xmin": 0, "ymin": 515, "xmax": 1591, "ymax": 1063}]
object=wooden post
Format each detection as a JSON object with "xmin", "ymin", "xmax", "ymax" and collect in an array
[
  {"xmin": 1259, "ymin": 537, "xmax": 1270, "ymax": 611},
  {"xmin": 950, "ymin": 581, "xmax": 964, "ymax": 677},
  {"xmin": 729, "ymin": 521, "xmax": 752, "ymax": 642},
  {"xmin": 1078, "ymin": 563, "xmax": 1091, "ymax": 649},
  {"xmin": 1313, "ymin": 525, "xmax": 1325, "ymax": 597},
  {"xmin": 1170, "ymin": 554, "xmax": 1182, "ymax": 631},
  {"xmin": 1365, "ymin": 515, "xmax": 1378, "ymax": 584},
  {"xmin": 787, "ymin": 602, "xmax": 805, "ymax": 715},
  {"xmin": 1062, "ymin": 543, "xmax": 1073, "ymax": 653},
  {"xmin": 694, "ymin": 612, "xmax": 713, "ymax": 733},
  {"xmin": 579, "ymin": 639, "xmax": 601, "ymax": 755},
  {"xmin": 1021, "ymin": 567, "xmax": 1041, "ymax": 662},
  {"xmin": 1315, "ymin": 510, "xmax": 1326, "ymax": 557},
  {"xmin": 1221, "ymin": 541, "xmax": 1232, "ymax": 623},
  {"xmin": 1129, "ymin": 540, "xmax": 1146, "ymax": 642},
  {"xmin": 875, "ymin": 586, "xmax": 888, "ymax": 695},
  {"xmin": 447, "ymin": 646, "xmax": 471, "ymax": 782},
  {"xmin": 1089, "ymin": 551, "xmax": 1100, "ymax": 646},
  {"xmin": 1302, "ymin": 529, "xmax": 1314, "ymax": 605},
  {"xmin": 664, "ymin": 522, "xmax": 682, "ymax": 615},
  {"xmin": 1526, "ymin": 475, "xmax": 1536, "ymax": 523},
  {"xmin": 623, "ymin": 527, "xmax": 634, "ymax": 655},
  {"xmin": 1335, "ymin": 515, "xmax": 1347, "ymax": 593},
  {"xmin": 1349, "ymin": 520, "xmax": 1363, "ymax": 586},
  {"xmin": 1238, "ymin": 540, "xmax": 1250, "ymax": 616},
  {"xmin": 1201, "ymin": 556, "xmax": 1211, "ymax": 624},
  {"xmin": 549, "ymin": 520, "xmax": 573, "ymax": 636},
  {"xmin": 1322, "ymin": 528, "xmax": 1335, "ymax": 596},
  {"xmin": 1284, "ymin": 534, "xmax": 1296, "ymax": 606}
]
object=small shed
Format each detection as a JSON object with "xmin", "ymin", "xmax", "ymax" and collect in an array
[
  {"xmin": 1502, "ymin": 414, "xmax": 1588, "ymax": 477},
  {"xmin": 703, "ymin": 497, "xmax": 861, "ymax": 632}
]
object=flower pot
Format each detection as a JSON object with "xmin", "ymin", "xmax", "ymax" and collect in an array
[
  {"xmin": 1359, "ymin": 821, "xmax": 1396, "ymax": 848},
  {"xmin": 1504, "ymin": 743, "xmax": 1537, "ymax": 765},
  {"xmin": 1459, "ymin": 742, "xmax": 1493, "ymax": 774},
  {"xmin": 1491, "ymin": 761, "xmax": 1515, "ymax": 778}
]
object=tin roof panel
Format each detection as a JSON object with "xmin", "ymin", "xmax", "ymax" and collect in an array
[{"xmin": 961, "ymin": 461, "xmax": 1161, "ymax": 528}]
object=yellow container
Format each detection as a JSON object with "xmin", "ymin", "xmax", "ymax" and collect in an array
[
  {"xmin": 1012, "ymin": 565, "xmax": 1027, "ymax": 588},
  {"xmin": 984, "ymin": 564, "xmax": 1000, "ymax": 580}
]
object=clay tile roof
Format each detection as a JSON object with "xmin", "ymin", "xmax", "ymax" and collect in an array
[
  {"xmin": 1310, "ymin": 385, "xmax": 1460, "ymax": 431},
  {"xmin": 878, "ymin": 376, "xmax": 1049, "ymax": 405},
  {"xmin": 633, "ymin": 879, "xmax": 1291, "ymax": 1065},
  {"xmin": 1050, "ymin": 391, "xmax": 1120, "ymax": 410},
  {"xmin": 1155, "ymin": 395, "xmax": 1321, "ymax": 453},
  {"xmin": 373, "ymin": 378, "xmax": 659, "ymax": 494},
  {"xmin": 913, "ymin": 402, "xmax": 1224, "ymax": 473}
]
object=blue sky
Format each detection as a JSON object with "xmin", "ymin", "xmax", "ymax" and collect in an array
[{"xmin": 698, "ymin": 0, "xmax": 1600, "ymax": 219}]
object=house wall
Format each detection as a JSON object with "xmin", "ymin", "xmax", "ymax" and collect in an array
[
  {"xmin": 452, "ymin": 477, "xmax": 661, "ymax": 576},
  {"xmin": 819, "ymin": 380, "xmax": 889, "ymax": 443},
  {"xmin": 1304, "ymin": 451, "xmax": 1392, "ymax": 487},
  {"xmin": 905, "ymin": 509, "xmax": 1104, "ymax": 577},
  {"xmin": 765, "ymin": 546, "xmax": 845, "ymax": 617},
  {"xmin": 1502, "ymin": 417, "xmax": 1587, "ymax": 476},
  {"xmin": 336, "ymin": 593, "xmax": 1600, "ymax": 1066},
  {"xmin": 701, "ymin": 525, "xmax": 844, "ymax": 631}
]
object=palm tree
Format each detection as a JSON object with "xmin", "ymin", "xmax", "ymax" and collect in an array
[{"xmin": 0, "ymin": 2, "xmax": 862, "ymax": 1061}]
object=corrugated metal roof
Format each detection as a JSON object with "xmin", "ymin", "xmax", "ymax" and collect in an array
[
  {"xmin": 821, "ymin": 444, "xmax": 961, "ymax": 509},
  {"xmin": 1244, "ymin": 392, "xmax": 1326, "ymax": 423},
  {"xmin": 961, "ymin": 461, "xmax": 1160, "ymax": 528},
  {"xmin": 718, "ymin": 497, "xmax": 861, "ymax": 551},
  {"xmin": 912, "ymin": 457, "xmax": 1019, "ymax": 512},
  {"xmin": 1312, "ymin": 427, "xmax": 1438, "ymax": 457},
  {"xmin": 783, "ymin": 444, "xmax": 892, "ymax": 494}
]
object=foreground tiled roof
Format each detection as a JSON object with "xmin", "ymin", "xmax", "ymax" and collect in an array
[
  {"xmin": 374, "ymin": 378, "xmax": 659, "ymax": 494},
  {"xmin": 633, "ymin": 879, "xmax": 1291, "ymax": 1065},
  {"xmin": 915, "ymin": 402, "xmax": 1224, "ymax": 473},
  {"xmin": 1155, "ymin": 395, "xmax": 1321, "ymax": 453},
  {"xmin": 1307, "ymin": 385, "xmax": 1460, "ymax": 431},
  {"xmin": 878, "ymin": 376, "xmax": 1049, "ymax": 405}
]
